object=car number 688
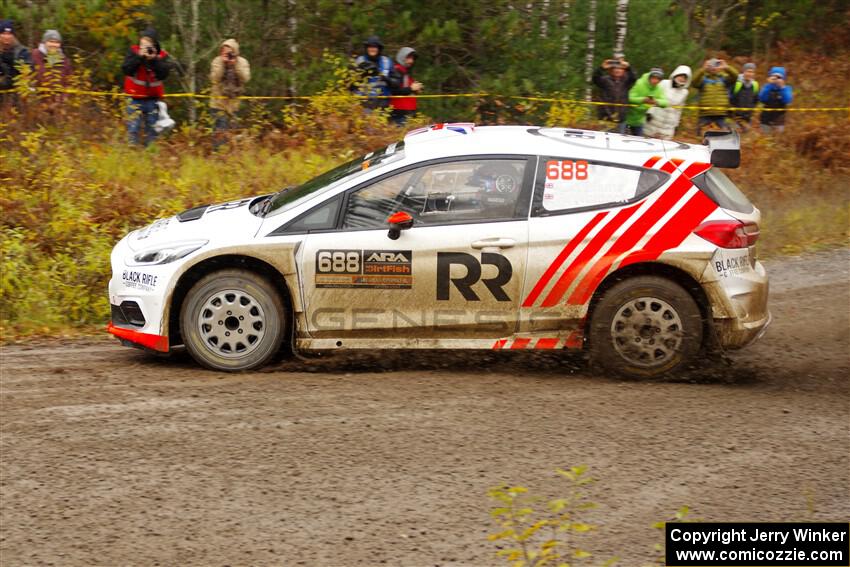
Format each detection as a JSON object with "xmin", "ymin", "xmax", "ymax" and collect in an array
[{"xmin": 317, "ymin": 250, "xmax": 361, "ymax": 273}]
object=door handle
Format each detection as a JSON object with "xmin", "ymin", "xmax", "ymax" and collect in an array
[{"xmin": 471, "ymin": 238, "xmax": 516, "ymax": 249}]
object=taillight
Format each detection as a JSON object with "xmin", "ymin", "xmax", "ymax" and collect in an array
[{"xmin": 694, "ymin": 220, "xmax": 759, "ymax": 248}]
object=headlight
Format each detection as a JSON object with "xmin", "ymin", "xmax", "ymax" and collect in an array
[{"xmin": 126, "ymin": 240, "xmax": 208, "ymax": 266}]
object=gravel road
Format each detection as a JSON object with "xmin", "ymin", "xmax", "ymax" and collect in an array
[{"xmin": 1, "ymin": 249, "xmax": 848, "ymax": 566}]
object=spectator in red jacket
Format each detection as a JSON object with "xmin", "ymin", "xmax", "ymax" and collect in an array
[
  {"xmin": 387, "ymin": 47, "xmax": 422, "ymax": 125},
  {"xmin": 121, "ymin": 28, "xmax": 170, "ymax": 146}
]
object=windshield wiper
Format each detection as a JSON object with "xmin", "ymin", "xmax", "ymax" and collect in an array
[{"xmin": 261, "ymin": 186, "xmax": 294, "ymax": 217}]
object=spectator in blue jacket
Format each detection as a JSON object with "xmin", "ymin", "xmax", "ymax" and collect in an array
[
  {"xmin": 352, "ymin": 35, "xmax": 393, "ymax": 110},
  {"xmin": 759, "ymin": 66, "xmax": 793, "ymax": 134}
]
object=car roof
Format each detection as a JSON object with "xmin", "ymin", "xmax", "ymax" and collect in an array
[{"xmin": 402, "ymin": 124, "xmax": 710, "ymax": 167}]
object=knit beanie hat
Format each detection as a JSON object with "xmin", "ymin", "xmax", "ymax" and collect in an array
[
  {"xmin": 743, "ymin": 62, "xmax": 756, "ymax": 71},
  {"xmin": 649, "ymin": 67, "xmax": 664, "ymax": 79},
  {"xmin": 42, "ymin": 29, "xmax": 61, "ymax": 43}
]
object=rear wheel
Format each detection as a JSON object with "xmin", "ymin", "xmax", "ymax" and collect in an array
[
  {"xmin": 588, "ymin": 276, "xmax": 703, "ymax": 378},
  {"xmin": 180, "ymin": 269, "xmax": 287, "ymax": 371}
]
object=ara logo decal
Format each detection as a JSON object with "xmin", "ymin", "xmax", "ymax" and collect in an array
[
  {"xmin": 365, "ymin": 251, "xmax": 410, "ymax": 263},
  {"xmin": 436, "ymin": 252, "xmax": 512, "ymax": 302}
]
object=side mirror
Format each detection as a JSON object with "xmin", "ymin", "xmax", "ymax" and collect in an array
[{"xmin": 387, "ymin": 211, "xmax": 413, "ymax": 240}]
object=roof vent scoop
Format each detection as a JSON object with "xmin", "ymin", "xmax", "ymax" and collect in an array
[{"xmin": 703, "ymin": 130, "xmax": 741, "ymax": 168}]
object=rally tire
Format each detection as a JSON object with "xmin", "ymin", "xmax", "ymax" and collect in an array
[
  {"xmin": 588, "ymin": 276, "xmax": 703, "ymax": 379},
  {"xmin": 180, "ymin": 269, "xmax": 287, "ymax": 371}
]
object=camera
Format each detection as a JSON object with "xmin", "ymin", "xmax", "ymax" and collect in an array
[
  {"xmin": 226, "ymin": 53, "xmax": 236, "ymax": 61},
  {"xmin": 145, "ymin": 46, "xmax": 156, "ymax": 55},
  {"xmin": 357, "ymin": 59, "xmax": 379, "ymax": 76}
]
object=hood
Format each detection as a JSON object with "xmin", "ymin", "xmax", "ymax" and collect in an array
[
  {"xmin": 140, "ymin": 27, "xmax": 161, "ymax": 51},
  {"xmin": 636, "ymin": 71, "xmax": 663, "ymax": 90},
  {"xmin": 395, "ymin": 46, "xmax": 416, "ymax": 66},
  {"xmin": 221, "ymin": 38, "xmax": 240, "ymax": 56},
  {"xmin": 670, "ymin": 64, "xmax": 692, "ymax": 88},
  {"xmin": 126, "ymin": 197, "xmax": 263, "ymax": 252},
  {"xmin": 768, "ymin": 66, "xmax": 786, "ymax": 79}
]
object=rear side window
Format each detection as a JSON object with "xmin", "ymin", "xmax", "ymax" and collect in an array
[
  {"xmin": 535, "ymin": 157, "xmax": 668, "ymax": 214},
  {"xmin": 691, "ymin": 168, "xmax": 754, "ymax": 213}
]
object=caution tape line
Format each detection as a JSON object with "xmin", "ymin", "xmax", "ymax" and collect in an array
[{"xmin": 2, "ymin": 87, "xmax": 848, "ymax": 112}]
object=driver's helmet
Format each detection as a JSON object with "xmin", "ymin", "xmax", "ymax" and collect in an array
[{"xmin": 466, "ymin": 164, "xmax": 519, "ymax": 194}]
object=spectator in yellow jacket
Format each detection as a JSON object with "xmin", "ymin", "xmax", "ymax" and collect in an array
[{"xmin": 692, "ymin": 58, "xmax": 737, "ymax": 136}]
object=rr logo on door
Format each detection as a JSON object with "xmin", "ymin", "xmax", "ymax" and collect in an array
[{"xmin": 436, "ymin": 252, "xmax": 512, "ymax": 301}]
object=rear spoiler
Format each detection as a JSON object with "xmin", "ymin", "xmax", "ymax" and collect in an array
[{"xmin": 702, "ymin": 130, "xmax": 740, "ymax": 168}]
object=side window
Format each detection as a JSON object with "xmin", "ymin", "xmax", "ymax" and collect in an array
[
  {"xmin": 343, "ymin": 158, "xmax": 528, "ymax": 230},
  {"xmin": 536, "ymin": 157, "xmax": 667, "ymax": 213},
  {"xmin": 273, "ymin": 195, "xmax": 341, "ymax": 234}
]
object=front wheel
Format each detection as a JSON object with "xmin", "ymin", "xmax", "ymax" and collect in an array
[
  {"xmin": 588, "ymin": 276, "xmax": 704, "ymax": 379},
  {"xmin": 180, "ymin": 269, "xmax": 287, "ymax": 371}
]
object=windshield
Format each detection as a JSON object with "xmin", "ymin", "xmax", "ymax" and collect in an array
[{"xmin": 265, "ymin": 141, "xmax": 405, "ymax": 216}]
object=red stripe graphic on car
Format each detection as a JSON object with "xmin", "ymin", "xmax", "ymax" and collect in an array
[
  {"xmin": 522, "ymin": 211, "xmax": 609, "ymax": 308},
  {"xmin": 619, "ymin": 190, "xmax": 718, "ymax": 268},
  {"xmin": 565, "ymin": 170, "xmax": 697, "ymax": 305},
  {"xmin": 540, "ymin": 202, "xmax": 642, "ymax": 307},
  {"xmin": 535, "ymin": 337, "xmax": 560, "ymax": 349},
  {"xmin": 683, "ymin": 161, "xmax": 711, "ymax": 178},
  {"xmin": 492, "ymin": 339, "xmax": 508, "ymax": 350},
  {"xmin": 522, "ymin": 157, "xmax": 674, "ymax": 309},
  {"xmin": 643, "ymin": 155, "xmax": 662, "ymax": 168},
  {"xmin": 564, "ymin": 330, "xmax": 583, "ymax": 349},
  {"xmin": 660, "ymin": 160, "xmax": 678, "ymax": 174},
  {"xmin": 510, "ymin": 338, "xmax": 532, "ymax": 349}
]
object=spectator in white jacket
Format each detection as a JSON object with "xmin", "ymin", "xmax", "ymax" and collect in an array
[{"xmin": 644, "ymin": 65, "xmax": 692, "ymax": 140}]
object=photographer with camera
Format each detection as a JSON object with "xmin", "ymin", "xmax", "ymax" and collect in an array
[
  {"xmin": 592, "ymin": 56, "xmax": 636, "ymax": 134},
  {"xmin": 210, "ymin": 38, "xmax": 251, "ymax": 148},
  {"xmin": 692, "ymin": 57, "xmax": 737, "ymax": 135},
  {"xmin": 351, "ymin": 35, "xmax": 393, "ymax": 110},
  {"xmin": 121, "ymin": 28, "xmax": 171, "ymax": 146},
  {"xmin": 758, "ymin": 66, "xmax": 793, "ymax": 134}
]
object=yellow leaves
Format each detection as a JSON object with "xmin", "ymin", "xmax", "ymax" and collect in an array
[
  {"xmin": 489, "ymin": 529, "xmax": 516, "ymax": 541},
  {"xmin": 488, "ymin": 468, "xmax": 598, "ymax": 567}
]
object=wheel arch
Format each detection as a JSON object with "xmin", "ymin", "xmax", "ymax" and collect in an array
[
  {"xmin": 584, "ymin": 261, "xmax": 712, "ymax": 345},
  {"xmin": 166, "ymin": 254, "xmax": 294, "ymax": 347}
]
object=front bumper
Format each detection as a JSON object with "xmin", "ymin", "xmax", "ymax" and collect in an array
[
  {"xmin": 107, "ymin": 236, "xmax": 177, "ymax": 352},
  {"xmin": 107, "ymin": 321, "xmax": 169, "ymax": 352}
]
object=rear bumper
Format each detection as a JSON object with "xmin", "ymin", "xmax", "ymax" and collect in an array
[
  {"xmin": 703, "ymin": 256, "xmax": 770, "ymax": 349},
  {"xmin": 713, "ymin": 310, "xmax": 771, "ymax": 350}
]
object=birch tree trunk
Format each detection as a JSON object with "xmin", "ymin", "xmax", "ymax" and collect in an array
[
  {"xmin": 560, "ymin": 0, "xmax": 571, "ymax": 80},
  {"xmin": 172, "ymin": 0, "xmax": 201, "ymax": 123},
  {"xmin": 613, "ymin": 0, "xmax": 629, "ymax": 59},
  {"xmin": 583, "ymin": 0, "xmax": 596, "ymax": 101},
  {"xmin": 540, "ymin": 0, "xmax": 550, "ymax": 38},
  {"xmin": 288, "ymin": 0, "xmax": 298, "ymax": 95}
]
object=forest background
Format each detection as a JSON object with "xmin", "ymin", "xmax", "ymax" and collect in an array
[{"xmin": 1, "ymin": 0, "xmax": 848, "ymax": 336}]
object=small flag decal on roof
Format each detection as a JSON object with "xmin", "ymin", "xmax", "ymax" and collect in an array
[{"xmin": 406, "ymin": 122, "xmax": 476, "ymax": 137}]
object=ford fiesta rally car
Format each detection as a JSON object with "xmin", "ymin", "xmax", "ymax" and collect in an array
[{"xmin": 108, "ymin": 124, "xmax": 770, "ymax": 377}]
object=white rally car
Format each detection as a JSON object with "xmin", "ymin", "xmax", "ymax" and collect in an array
[{"xmin": 108, "ymin": 124, "xmax": 769, "ymax": 377}]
